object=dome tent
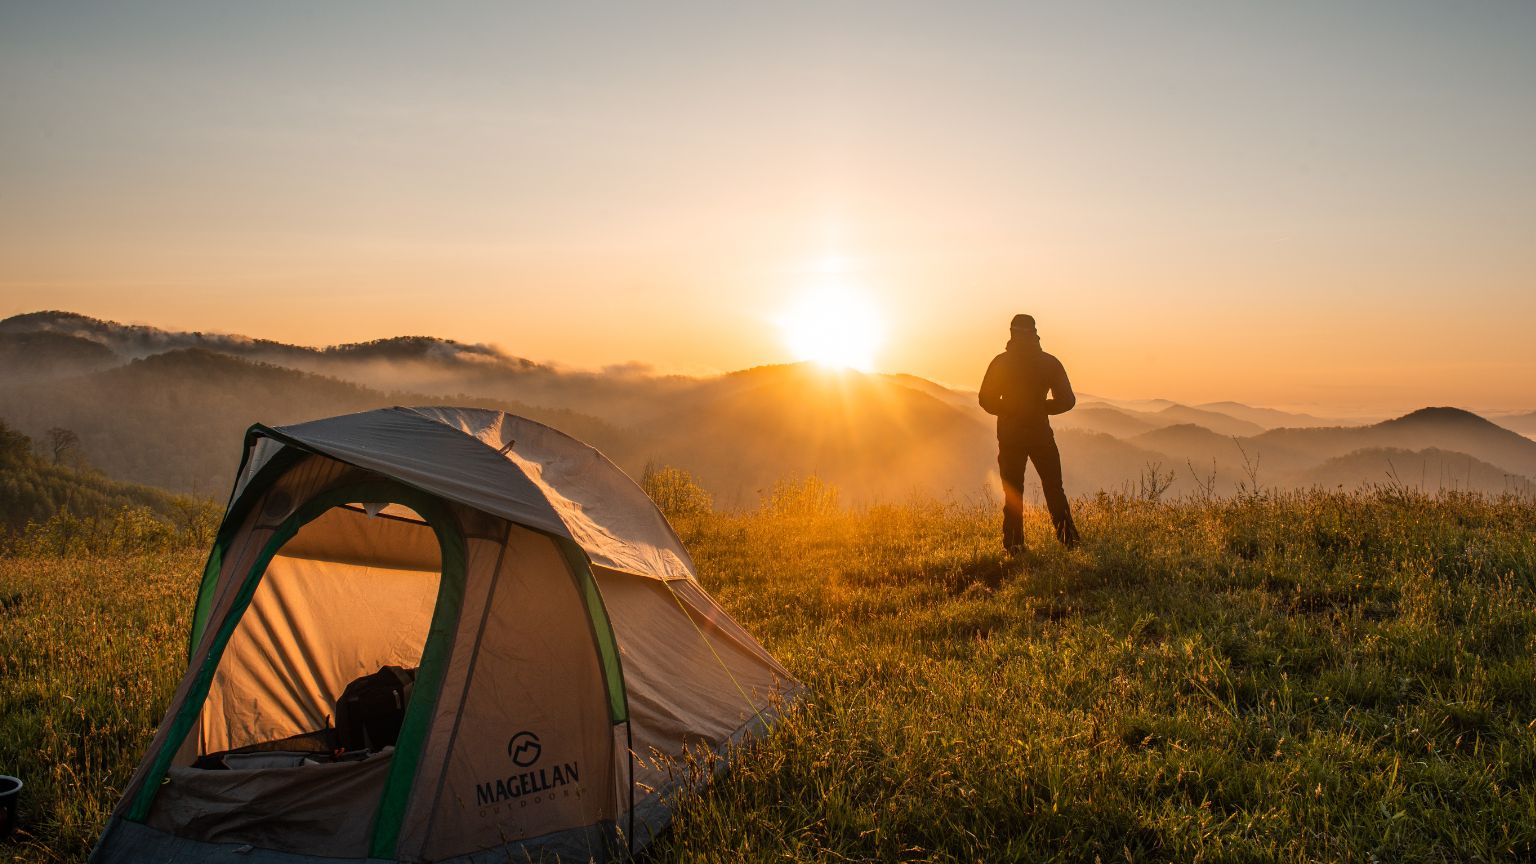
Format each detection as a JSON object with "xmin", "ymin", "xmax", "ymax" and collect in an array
[{"xmin": 91, "ymin": 407, "xmax": 800, "ymax": 863}]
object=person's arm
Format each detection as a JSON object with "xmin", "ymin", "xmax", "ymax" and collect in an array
[
  {"xmin": 978, "ymin": 356, "xmax": 1004, "ymax": 416},
  {"xmin": 1045, "ymin": 358, "xmax": 1075, "ymax": 415}
]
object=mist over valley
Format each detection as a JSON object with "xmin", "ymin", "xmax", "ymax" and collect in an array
[{"xmin": 3, "ymin": 310, "xmax": 1533, "ymax": 506}]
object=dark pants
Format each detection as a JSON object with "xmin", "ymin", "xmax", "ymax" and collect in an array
[{"xmin": 998, "ymin": 436, "xmax": 1079, "ymax": 551}]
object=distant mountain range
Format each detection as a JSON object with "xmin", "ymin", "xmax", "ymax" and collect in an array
[
  {"xmin": 1060, "ymin": 402, "xmax": 1268, "ymax": 438},
  {"xmin": 1487, "ymin": 410, "xmax": 1536, "ymax": 437},
  {"xmin": 1, "ymin": 310, "xmax": 1532, "ymax": 503},
  {"xmin": 0, "ymin": 345, "xmax": 636, "ymax": 497},
  {"xmin": 1194, "ymin": 400, "xmax": 1350, "ymax": 429}
]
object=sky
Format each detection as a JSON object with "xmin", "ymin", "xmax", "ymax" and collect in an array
[{"xmin": 2, "ymin": 1, "xmax": 1533, "ymax": 414}]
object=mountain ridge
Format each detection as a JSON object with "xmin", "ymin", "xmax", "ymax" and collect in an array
[{"xmin": 2, "ymin": 311, "xmax": 1531, "ymax": 503}]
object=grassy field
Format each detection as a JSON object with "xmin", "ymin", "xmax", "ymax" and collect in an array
[{"xmin": 2, "ymin": 489, "xmax": 1534, "ymax": 862}]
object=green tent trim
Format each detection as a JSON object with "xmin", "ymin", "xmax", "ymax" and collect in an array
[{"xmin": 128, "ymin": 478, "xmax": 466, "ymax": 864}]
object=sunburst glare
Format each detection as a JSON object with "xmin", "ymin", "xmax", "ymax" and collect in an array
[{"xmin": 778, "ymin": 283, "xmax": 884, "ymax": 372}]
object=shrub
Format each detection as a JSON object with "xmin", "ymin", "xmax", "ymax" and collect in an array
[
  {"xmin": 9, "ymin": 503, "xmax": 217, "ymax": 557},
  {"xmin": 641, "ymin": 462, "xmax": 714, "ymax": 519},
  {"xmin": 763, "ymin": 475, "xmax": 840, "ymax": 517}
]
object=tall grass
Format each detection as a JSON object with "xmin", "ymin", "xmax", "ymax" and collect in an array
[
  {"xmin": 2, "ymin": 489, "xmax": 1533, "ymax": 861},
  {"xmin": 0, "ymin": 550, "xmax": 200, "ymax": 861},
  {"xmin": 658, "ymin": 489, "xmax": 1536, "ymax": 862}
]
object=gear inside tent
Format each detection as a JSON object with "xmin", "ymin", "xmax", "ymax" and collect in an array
[{"xmin": 90, "ymin": 407, "xmax": 801, "ymax": 863}]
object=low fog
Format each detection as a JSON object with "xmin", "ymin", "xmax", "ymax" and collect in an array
[{"xmin": 3, "ymin": 311, "xmax": 1533, "ymax": 505}]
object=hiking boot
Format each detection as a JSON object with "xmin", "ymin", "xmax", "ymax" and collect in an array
[{"xmin": 1055, "ymin": 516, "xmax": 1081, "ymax": 549}]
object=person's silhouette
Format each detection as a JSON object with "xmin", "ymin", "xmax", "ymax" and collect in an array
[{"xmin": 979, "ymin": 314, "xmax": 1080, "ymax": 552}]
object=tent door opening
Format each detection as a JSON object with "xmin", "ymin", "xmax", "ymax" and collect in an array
[
  {"xmin": 129, "ymin": 481, "xmax": 467, "ymax": 858},
  {"xmin": 197, "ymin": 499, "xmax": 445, "ymax": 761}
]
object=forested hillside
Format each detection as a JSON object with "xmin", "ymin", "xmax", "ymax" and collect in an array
[
  {"xmin": 0, "ymin": 348, "xmax": 639, "ymax": 496},
  {"xmin": 0, "ymin": 419, "xmax": 202, "ymax": 537},
  {"xmin": 2, "ymin": 311, "xmax": 1532, "ymax": 504}
]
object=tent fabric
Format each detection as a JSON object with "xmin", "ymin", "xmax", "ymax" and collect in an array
[
  {"xmin": 91, "ymin": 408, "xmax": 801, "ymax": 864},
  {"xmin": 264, "ymin": 408, "xmax": 572, "ymax": 540},
  {"xmin": 278, "ymin": 503, "xmax": 442, "ymax": 570},
  {"xmin": 201, "ymin": 554, "xmax": 440, "ymax": 754},
  {"xmin": 404, "ymin": 407, "xmax": 697, "ymax": 581},
  {"xmin": 594, "ymin": 568, "xmax": 792, "ymax": 798},
  {"xmin": 192, "ymin": 454, "xmax": 363, "ymax": 655},
  {"xmin": 200, "ymin": 498, "xmax": 446, "ymax": 758},
  {"xmin": 407, "ymin": 522, "xmax": 617, "ymax": 859},
  {"xmin": 100, "ymin": 812, "xmax": 623, "ymax": 864},
  {"xmin": 147, "ymin": 754, "xmax": 395, "ymax": 858},
  {"xmin": 625, "ymin": 707, "xmax": 789, "ymax": 849},
  {"xmin": 123, "ymin": 454, "xmax": 366, "ymax": 800},
  {"xmin": 229, "ymin": 435, "xmax": 286, "ymax": 508}
]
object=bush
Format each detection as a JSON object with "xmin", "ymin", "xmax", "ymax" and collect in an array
[
  {"xmin": 9, "ymin": 502, "xmax": 218, "ymax": 557},
  {"xmin": 641, "ymin": 463, "xmax": 714, "ymax": 519},
  {"xmin": 763, "ymin": 475, "xmax": 840, "ymax": 517}
]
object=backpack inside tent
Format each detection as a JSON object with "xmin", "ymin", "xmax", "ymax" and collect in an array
[{"xmin": 90, "ymin": 407, "xmax": 801, "ymax": 863}]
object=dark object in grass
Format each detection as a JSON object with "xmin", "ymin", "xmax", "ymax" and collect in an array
[{"xmin": 0, "ymin": 774, "xmax": 21, "ymax": 841}]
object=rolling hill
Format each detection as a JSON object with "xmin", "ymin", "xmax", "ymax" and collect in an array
[
  {"xmin": 0, "ymin": 311, "xmax": 698, "ymax": 428},
  {"xmin": 0, "ymin": 331, "xmax": 120, "ymax": 382},
  {"xmin": 1490, "ymin": 410, "xmax": 1536, "ymax": 438},
  {"xmin": 628, "ymin": 363, "xmax": 995, "ymax": 507},
  {"xmin": 0, "ymin": 310, "xmax": 316, "ymax": 366},
  {"xmin": 1054, "ymin": 405, "xmax": 1161, "ymax": 438},
  {"xmin": 1, "ymin": 311, "xmax": 1531, "ymax": 504},
  {"xmin": 1300, "ymin": 447, "xmax": 1531, "ymax": 495},
  {"xmin": 1196, "ymin": 400, "xmax": 1360, "ymax": 429},
  {"xmin": 0, "ymin": 419, "xmax": 201, "ymax": 534},
  {"xmin": 1254, "ymin": 407, "xmax": 1536, "ymax": 481},
  {"xmin": 0, "ymin": 349, "xmax": 638, "ymax": 496},
  {"xmin": 0, "ymin": 348, "xmax": 1000, "ymax": 505},
  {"xmin": 1153, "ymin": 405, "xmax": 1266, "ymax": 437}
]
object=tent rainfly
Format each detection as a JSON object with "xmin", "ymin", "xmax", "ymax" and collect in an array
[{"xmin": 90, "ymin": 407, "xmax": 800, "ymax": 863}]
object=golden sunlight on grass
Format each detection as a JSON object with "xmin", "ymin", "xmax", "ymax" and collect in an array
[{"xmin": 777, "ymin": 283, "xmax": 884, "ymax": 372}]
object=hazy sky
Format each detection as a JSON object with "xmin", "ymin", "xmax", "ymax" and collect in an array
[{"xmin": 3, "ymin": 1, "xmax": 1533, "ymax": 413}]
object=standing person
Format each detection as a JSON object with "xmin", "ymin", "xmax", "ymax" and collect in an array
[{"xmin": 979, "ymin": 314, "xmax": 1080, "ymax": 553}]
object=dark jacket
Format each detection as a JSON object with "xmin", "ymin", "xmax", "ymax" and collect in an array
[{"xmin": 978, "ymin": 340, "xmax": 1076, "ymax": 445}]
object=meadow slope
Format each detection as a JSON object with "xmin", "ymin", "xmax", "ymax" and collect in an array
[{"xmin": 2, "ymin": 489, "xmax": 1534, "ymax": 862}]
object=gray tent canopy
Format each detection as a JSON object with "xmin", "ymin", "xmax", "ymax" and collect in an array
[{"xmin": 91, "ymin": 407, "xmax": 800, "ymax": 863}]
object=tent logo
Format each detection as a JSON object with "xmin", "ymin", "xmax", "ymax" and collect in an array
[
  {"xmin": 475, "ymin": 733, "xmax": 582, "ymax": 810},
  {"xmin": 508, "ymin": 731, "xmax": 541, "ymax": 767}
]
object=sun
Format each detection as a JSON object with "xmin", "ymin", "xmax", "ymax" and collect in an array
[{"xmin": 778, "ymin": 286, "xmax": 884, "ymax": 372}]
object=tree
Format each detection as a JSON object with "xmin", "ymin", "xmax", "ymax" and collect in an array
[
  {"xmin": 0, "ymin": 420, "xmax": 31, "ymax": 467},
  {"xmin": 46, "ymin": 427, "xmax": 81, "ymax": 466}
]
